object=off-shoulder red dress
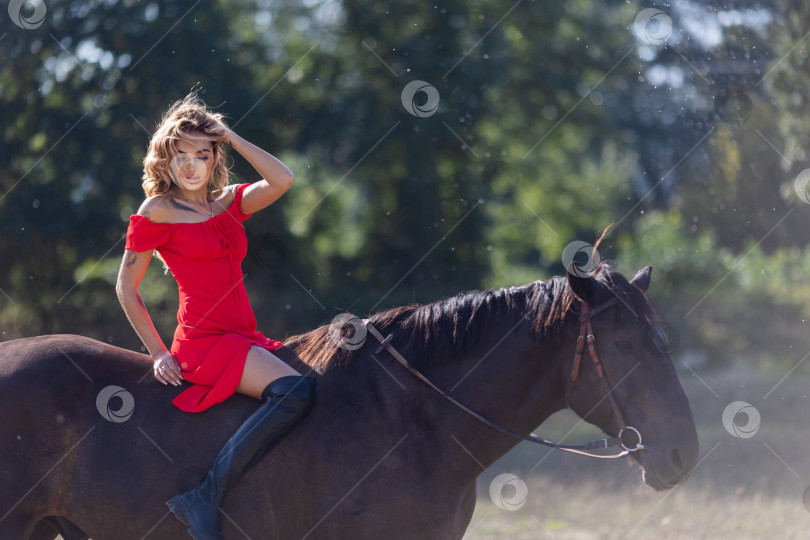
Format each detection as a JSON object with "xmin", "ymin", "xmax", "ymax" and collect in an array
[{"xmin": 125, "ymin": 182, "xmax": 284, "ymax": 413}]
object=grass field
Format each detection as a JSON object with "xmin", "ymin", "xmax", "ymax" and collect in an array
[{"xmin": 462, "ymin": 368, "xmax": 810, "ymax": 539}]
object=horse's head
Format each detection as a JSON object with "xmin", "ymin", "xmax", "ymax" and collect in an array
[{"xmin": 564, "ymin": 265, "xmax": 698, "ymax": 490}]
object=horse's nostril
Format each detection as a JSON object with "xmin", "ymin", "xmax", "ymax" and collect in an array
[{"xmin": 670, "ymin": 448, "xmax": 683, "ymax": 471}]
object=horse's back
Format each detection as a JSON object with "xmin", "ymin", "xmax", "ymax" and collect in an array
[
  {"xmin": 0, "ymin": 336, "xmax": 106, "ymax": 537},
  {"xmin": 0, "ymin": 334, "xmax": 290, "ymax": 538},
  {"xmin": 0, "ymin": 335, "xmax": 475, "ymax": 538},
  {"xmin": 0, "ymin": 334, "xmax": 153, "ymax": 438},
  {"xmin": 0, "ymin": 333, "xmax": 148, "ymax": 387},
  {"xmin": 0, "ymin": 335, "xmax": 177, "ymax": 538}
]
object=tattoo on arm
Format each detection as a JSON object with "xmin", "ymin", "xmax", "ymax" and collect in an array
[
  {"xmin": 125, "ymin": 250, "xmax": 138, "ymax": 267},
  {"xmin": 136, "ymin": 293, "xmax": 146, "ymax": 309}
]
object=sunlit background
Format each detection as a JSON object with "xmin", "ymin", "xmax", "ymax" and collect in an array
[{"xmin": 2, "ymin": 0, "xmax": 809, "ymax": 538}]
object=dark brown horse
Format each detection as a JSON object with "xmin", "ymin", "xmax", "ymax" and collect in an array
[{"xmin": 1, "ymin": 265, "xmax": 698, "ymax": 539}]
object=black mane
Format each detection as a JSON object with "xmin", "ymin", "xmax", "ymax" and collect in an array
[{"xmin": 284, "ymin": 262, "xmax": 657, "ymax": 373}]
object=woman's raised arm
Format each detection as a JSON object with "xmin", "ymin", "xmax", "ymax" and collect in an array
[{"xmin": 224, "ymin": 128, "xmax": 294, "ymax": 214}]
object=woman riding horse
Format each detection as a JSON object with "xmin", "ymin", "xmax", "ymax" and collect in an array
[{"xmin": 116, "ymin": 92, "xmax": 316, "ymax": 540}]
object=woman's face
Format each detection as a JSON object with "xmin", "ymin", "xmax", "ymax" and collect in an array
[{"xmin": 168, "ymin": 131, "xmax": 214, "ymax": 192}]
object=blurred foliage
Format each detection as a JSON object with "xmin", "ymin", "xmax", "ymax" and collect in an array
[
  {"xmin": 1, "ymin": 0, "xmax": 809, "ymax": 371},
  {"xmin": 616, "ymin": 208, "xmax": 810, "ymax": 370}
]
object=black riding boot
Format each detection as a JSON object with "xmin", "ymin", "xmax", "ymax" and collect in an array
[{"xmin": 166, "ymin": 375, "xmax": 317, "ymax": 540}]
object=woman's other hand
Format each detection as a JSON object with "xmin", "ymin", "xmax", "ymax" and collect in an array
[{"xmin": 153, "ymin": 350, "xmax": 184, "ymax": 386}]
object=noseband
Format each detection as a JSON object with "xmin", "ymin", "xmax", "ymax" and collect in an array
[{"xmin": 364, "ymin": 295, "xmax": 645, "ymax": 459}]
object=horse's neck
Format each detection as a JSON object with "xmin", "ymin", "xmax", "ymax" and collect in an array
[
  {"xmin": 357, "ymin": 316, "xmax": 573, "ymax": 476},
  {"xmin": 439, "ymin": 323, "xmax": 570, "ymax": 470}
]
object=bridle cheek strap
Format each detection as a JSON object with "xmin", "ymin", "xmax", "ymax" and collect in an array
[
  {"xmin": 567, "ymin": 298, "xmax": 617, "ymax": 408},
  {"xmin": 571, "ymin": 317, "xmax": 603, "ymax": 383},
  {"xmin": 565, "ymin": 297, "xmax": 644, "ymax": 453}
]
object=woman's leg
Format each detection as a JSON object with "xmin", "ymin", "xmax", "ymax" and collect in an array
[
  {"xmin": 235, "ymin": 346, "xmax": 301, "ymax": 399},
  {"xmin": 167, "ymin": 346, "xmax": 316, "ymax": 539}
]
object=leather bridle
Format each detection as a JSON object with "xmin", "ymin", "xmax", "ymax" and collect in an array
[
  {"xmin": 564, "ymin": 297, "xmax": 644, "ymax": 455},
  {"xmin": 364, "ymin": 295, "xmax": 645, "ymax": 459}
]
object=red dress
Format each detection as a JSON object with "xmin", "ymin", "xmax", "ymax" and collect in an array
[{"xmin": 124, "ymin": 182, "xmax": 284, "ymax": 413}]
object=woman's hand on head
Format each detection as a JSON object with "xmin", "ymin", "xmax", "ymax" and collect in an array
[
  {"xmin": 153, "ymin": 350, "xmax": 184, "ymax": 386},
  {"xmin": 221, "ymin": 127, "xmax": 234, "ymax": 146}
]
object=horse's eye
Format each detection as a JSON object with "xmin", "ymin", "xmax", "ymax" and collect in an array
[{"xmin": 615, "ymin": 340, "xmax": 634, "ymax": 354}]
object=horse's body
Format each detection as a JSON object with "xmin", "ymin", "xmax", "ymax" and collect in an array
[{"xmin": 1, "ymin": 267, "xmax": 698, "ymax": 539}]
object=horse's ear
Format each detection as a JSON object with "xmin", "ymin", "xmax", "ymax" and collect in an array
[
  {"xmin": 630, "ymin": 266, "xmax": 652, "ymax": 292},
  {"xmin": 567, "ymin": 271, "xmax": 597, "ymax": 304}
]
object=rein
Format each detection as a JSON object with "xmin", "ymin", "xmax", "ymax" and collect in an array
[{"xmin": 363, "ymin": 297, "xmax": 645, "ymax": 459}]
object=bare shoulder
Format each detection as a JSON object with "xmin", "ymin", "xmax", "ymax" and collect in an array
[{"xmin": 136, "ymin": 196, "xmax": 173, "ymax": 223}]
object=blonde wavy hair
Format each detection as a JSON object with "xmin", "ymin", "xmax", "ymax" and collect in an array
[{"xmin": 142, "ymin": 92, "xmax": 230, "ymax": 199}]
